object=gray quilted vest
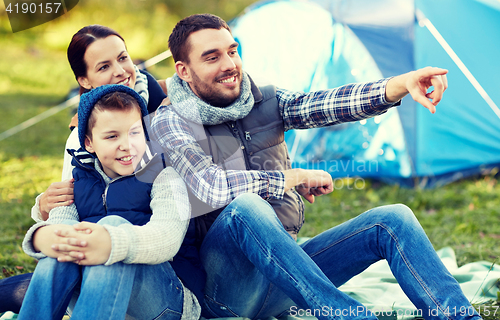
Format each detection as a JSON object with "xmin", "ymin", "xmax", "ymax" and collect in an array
[{"xmin": 189, "ymin": 80, "xmax": 304, "ymax": 244}]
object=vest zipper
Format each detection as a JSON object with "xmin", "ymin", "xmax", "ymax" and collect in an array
[
  {"xmin": 103, "ymin": 175, "xmax": 128, "ymax": 212},
  {"xmin": 245, "ymin": 131, "xmax": 251, "ymax": 141},
  {"xmin": 229, "ymin": 121, "xmax": 251, "ymax": 168}
]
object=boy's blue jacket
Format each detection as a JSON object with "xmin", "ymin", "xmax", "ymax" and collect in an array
[
  {"xmin": 68, "ymin": 147, "xmax": 206, "ymax": 302},
  {"xmin": 70, "ymin": 148, "xmax": 160, "ymax": 225}
]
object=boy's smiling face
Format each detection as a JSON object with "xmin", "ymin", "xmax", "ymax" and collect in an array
[{"xmin": 84, "ymin": 108, "xmax": 146, "ymax": 179}]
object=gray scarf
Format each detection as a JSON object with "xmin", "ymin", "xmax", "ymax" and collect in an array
[{"xmin": 167, "ymin": 71, "xmax": 254, "ymax": 125}]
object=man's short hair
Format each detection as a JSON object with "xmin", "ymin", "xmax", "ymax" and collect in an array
[{"xmin": 168, "ymin": 14, "xmax": 231, "ymax": 63}]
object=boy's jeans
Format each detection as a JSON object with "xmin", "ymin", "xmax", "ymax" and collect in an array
[
  {"xmin": 200, "ymin": 193, "xmax": 481, "ymax": 320},
  {"xmin": 18, "ymin": 215, "xmax": 184, "ymax": 320}
]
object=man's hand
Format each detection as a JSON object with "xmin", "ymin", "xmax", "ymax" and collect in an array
[
  {"xmin": 54, "ymin": 222, "xmax": 111, "ymax": 266},
  {"xmin": 386, "ymin": 66, "xmax": 448, "ymax": 114},
  {"xmin": 39, "ymin": 179, "xmax": 75, "ymax": 220},
  {"xmin": 296, "ymin": 185, "xmax": 332, "ymax": 204},
  {"xmin": 284, "ymin": 169, "xmax": 333, "ymax": 203}
]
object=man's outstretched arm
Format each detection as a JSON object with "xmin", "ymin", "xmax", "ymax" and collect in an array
[{"xmin": 279, "ymin": 66, "xmax": 448, "ymax": 131}]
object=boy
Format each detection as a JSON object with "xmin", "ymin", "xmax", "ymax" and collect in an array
[{"xmin": 19, "ymin": 84, "xmax": 201, "ymax": 320}]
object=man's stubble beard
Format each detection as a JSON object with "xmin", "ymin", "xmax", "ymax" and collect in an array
[{"xmin": 191, "ymin": 70, "xmax": 241, "ymax": 108}]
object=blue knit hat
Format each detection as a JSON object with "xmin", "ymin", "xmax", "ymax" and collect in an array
[{"xmin": 78, "ymin": 84, "xmax": 148, "ymax": 149}]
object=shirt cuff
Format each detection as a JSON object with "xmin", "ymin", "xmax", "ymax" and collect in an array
[
  {"xmin": 22, "ymin": 222, "xmax": 50, "ymax": 260},
  {"xmin": 376, "ymin": 77, "xmax": 402, "ymax": 107},
  {"xmin": 31, "ymin": 193, "xmax": 44, "ymax": 223},
  {"xmin": 262, "ymin": 171, "xmax": 286, "ymax": 200}
]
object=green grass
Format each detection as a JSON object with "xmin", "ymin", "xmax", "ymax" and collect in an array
[{"xmin": 0, "ymin": 156, "xmax": 60, "ymax": 277}]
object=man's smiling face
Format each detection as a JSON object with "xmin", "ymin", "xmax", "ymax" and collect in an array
[{"xmin": 177, "ymin": 28, "xmax": 243, "ymax": 107}]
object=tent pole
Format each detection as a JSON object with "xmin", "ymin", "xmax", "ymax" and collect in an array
[{"xmin": 416, "ymin": 9, "xmax": 500, "ymax": 120}]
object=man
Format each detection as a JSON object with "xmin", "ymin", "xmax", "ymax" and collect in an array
[{"xmin": 151, "ymin": 13, "xmax": 481, "ymax": 320}]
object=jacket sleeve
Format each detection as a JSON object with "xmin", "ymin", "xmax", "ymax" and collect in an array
[
  {"xmin": 278, "ymin": 78, "xmax": 399, "ymax": 131},
  {"xmin": 102, "ymin": 167, "xmax": 191, "ymax": 265}
]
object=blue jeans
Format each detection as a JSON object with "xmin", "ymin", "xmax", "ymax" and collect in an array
[
  {"xmin": 200, "ymin": 193, "xmax": 481, "ymax": 320},
  {"xmin": 18, "ymin": 215, "xmax": 184, "ymax": 320}
]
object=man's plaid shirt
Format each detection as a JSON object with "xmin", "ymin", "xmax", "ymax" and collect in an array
[{"xmin": 151, "ymin": 78, "xmax": 397, "ymax": 210}]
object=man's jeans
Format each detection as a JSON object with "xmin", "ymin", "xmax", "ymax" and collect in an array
[
  {"xmin": 200, "ymin": 193, "xmax": 481, "ymax": 320},
  {"xmin": 18, "ymin": 215, "xmax": 184, "ymax": 320}
]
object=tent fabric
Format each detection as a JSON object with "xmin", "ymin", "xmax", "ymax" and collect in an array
[{"xmin": 229, "ymin": 0, "xmax": 500, "ymax": 187}]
